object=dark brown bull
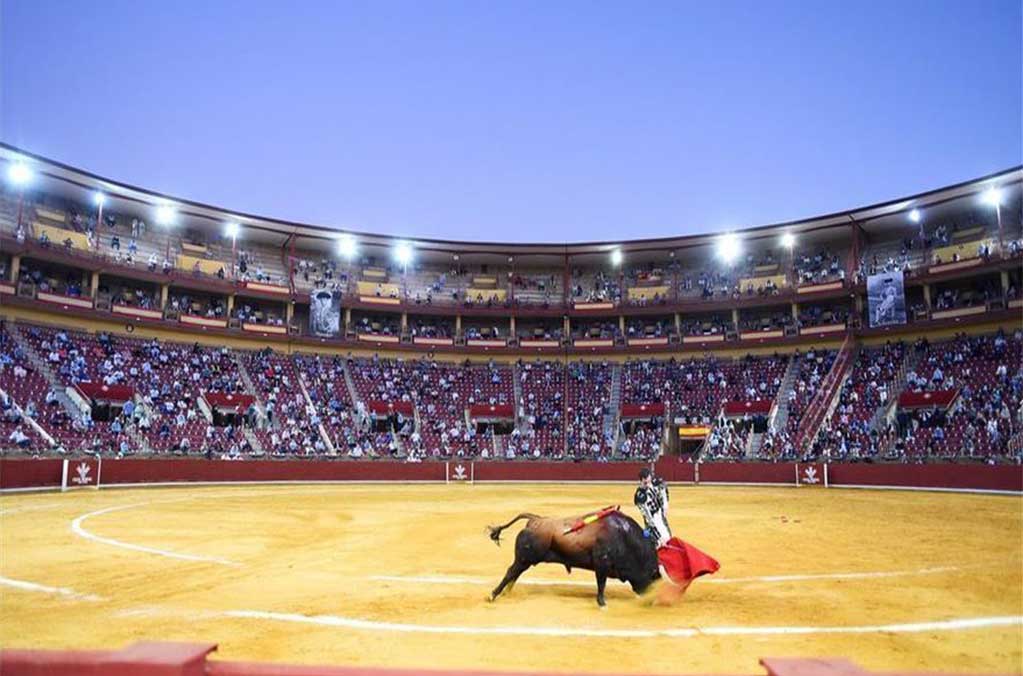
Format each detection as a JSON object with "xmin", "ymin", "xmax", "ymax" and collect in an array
[{"xmin": 486, "ymin": 510, "xmax": 660, "ymax": 607}]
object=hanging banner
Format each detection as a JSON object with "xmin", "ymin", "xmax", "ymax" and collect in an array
[
  {"xmin": 309, "ymin": 289, "xmax": 342, "ymax": 337},
  {"xmin": 867, "ymin": 270, "xmax": 906, "ymax": 328}
]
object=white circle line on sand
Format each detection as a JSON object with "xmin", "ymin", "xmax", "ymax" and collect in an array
[
  {"xmin": 70, "ymin": 502, "xmax": 239, "ymax": 566},
  {"xmin": 368, "ymin": 565, "xmax": 965, "ymax": 588},
  {"xmin": 224, "ymin": 609, "xmax": 1023, "ymax": 638},
  {"xmin": 0, "ymin": 576, "xmax": 106, "ymax": 602},
  {"xmin": 0, "ymin": 502, "xmax": 66, "ymax": 516}
]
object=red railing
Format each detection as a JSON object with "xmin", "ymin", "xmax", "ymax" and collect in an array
[{"xmin": 794, "ymin": 334, "xmax": 854, "ymax": 452}]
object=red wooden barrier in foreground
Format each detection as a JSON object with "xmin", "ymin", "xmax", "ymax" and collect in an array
[{"xmin": 0, "ymin": 642, "xmax": 1002, "ymax": 676}]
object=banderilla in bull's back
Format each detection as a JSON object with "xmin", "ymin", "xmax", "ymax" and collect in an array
[{"xmin": 485, "ymin": 509, "xmax": 661, "ymax": 607}]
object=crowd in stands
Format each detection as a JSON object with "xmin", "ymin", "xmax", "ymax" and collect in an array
[
  {"xmin": 892, "ymin": 332, "xmax": 1022, "ymax": 461},
  {"xmin": 798, "ymin": 304, "xmax": 849, "ymax": 328},
  {"xmin": 626, "ymin": 318, "xmax": 670, "ymax": 339},
  {"xmin": 168, "ymin": 293, "xmax": 227, "ymax": 318},
  {"xmin": 617, "ymin": 420, "xmax": 663, "ymax": 459},
  {"xmin": 516, "ymin": 359, "xmax": 564, "ymax": 457},
  {"xmin": 809, "ymin": 342, "xmax": 907, "ymax": 462},
  {"xmin": 293, "ymin": 257, "xmax": 347, "ymax": 293},
  {"xmin": 739, "ymin": 311, "xmax": 792, "ymax": 334},
  {"xmin": 572, "ymin": 270, "xmax": 620, "ymax": 304},
  {"xmin": 794, "ymin": 249, "xmax": 845, "ymax": 286},
  {"xmin": 410, "ymin": 319, "xmax": 454, "ymax": 339},
  {"xmin": 564, "ymin": 361, "xmax": 613, "ymax": 459},
  {"xmin": 234, "ymin": 303, "xmax": 286, "ymax": 326},
  {"xmin": 702, "ymin": 419, "xmax": 752, "ymax": 460},
  {"xmin": 574, "ymin": 320, "xmax": 621, "ymax": 341},
  {"xmin": 680, "ymin": 316, "xmax": 732, "ymax": 337},
  {"xmin": 759, "ymin": 349, "xmax": 836, "ymax": 461},
  {"xmin": 1, "ymin": 312, "xmax": 1019, "ymax": 464}
]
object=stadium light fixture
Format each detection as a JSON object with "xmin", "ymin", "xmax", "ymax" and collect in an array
[
  {"xmin": 981, "ymin": 186, "xmax": 1003, "ymax": 207},
  {"xmin": 394, "ymin": 241, "xmax": 414, "ymax": 268},
  {"xmin": 908, "ymin": 208, "xmax": 921, "ymax": 224},
  {"xmin": 780, "ymin": 232, "xmax": 795, "ymax": 249},
  {"xmin": 93, "ymin": 191, "xmax": 107, "ymax": 207},
  {"xmin": 716, "ymin": 233, "xmax": 741, "ymax": 265},
  {"xmin": 610, "ymin": 248, "xmax": 623, "ymax": 267},
  {"xmin": 224, "ymin": 221, "xmax": 240, "ymax": 240},
  {"xmin": 155, "ymin": 204, "xmax": 176, "ymax": 226},
  {"xmin": 337, "ymin": 234, "xmax": 357, "ymax": 259},
  {"xmin": 6, "ymin": 162, "xmax": 33, "ymax": 187}
]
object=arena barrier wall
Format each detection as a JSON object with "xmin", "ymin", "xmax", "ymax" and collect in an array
[
  {"xmin": 0, "ymin": 458, "xmax": 1019, "ymax": 493},
  {"xmin": 0, "ymin": 641, "xmax": 996, "ymax": 676}
]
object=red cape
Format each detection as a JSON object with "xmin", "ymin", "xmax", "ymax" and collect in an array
[{"xmin": 657, "ymin": 537, "xmax": 720, "ymax": 590}]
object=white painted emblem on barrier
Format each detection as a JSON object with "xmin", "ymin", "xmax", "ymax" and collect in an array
[
  {"xmin": 73, "ymin": 462, "xmax": 93, "ymax": 485},
  {"xmin": 453, "ymin": 464, "xmax": 467, "ymax": 481},
  {"xmin": 802, "ymin": 466, "xmax": 819, "ymax": 484}
]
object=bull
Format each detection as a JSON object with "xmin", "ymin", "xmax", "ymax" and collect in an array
[{"xmin": 486, "ymin": 510, "xmax": 660, "ymax": 607}]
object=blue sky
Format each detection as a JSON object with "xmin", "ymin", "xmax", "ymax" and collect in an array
[{"xmin": 2, "ymin": 1, "xmax": 1020, "ymax": 243}]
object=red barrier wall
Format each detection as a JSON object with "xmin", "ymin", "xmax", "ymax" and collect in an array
[
  {"xmin": 0, "ymin": 458, "xmax": 1019, "ymax": 493},
  {"xmin": 654, "ymin": 457, "xmax": 697, "ymax": 483},
  {"xmin": 0, "ymin": 458, "xmax": 62, "ymax": 489},
  {"xmin": 100, "ymin": 459, "xmax": 447, "ymax": 484},
  {"xmin": 473, "ymin": 461, "xmax": 648, "ymax": 482},
  {"xmin": 698, "ymin": 462, "xmax": 797, "ymax": 484},
  {"xmin": 827, "ymin": 462, "xmax": 1022, "ymax": 492},
  {"xmin": 0, "ymin": 641, "xmax": 941, "ymax": 676}
]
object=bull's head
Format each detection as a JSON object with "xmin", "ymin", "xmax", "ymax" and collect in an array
[{"xmin": 606, "ymin": 513, "xmax": 661, "ymax": 594}]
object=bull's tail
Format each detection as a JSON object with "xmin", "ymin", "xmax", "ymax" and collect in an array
[{"xmin": 487, "ymin": 513, "xmax": 541, "ymax": 546}]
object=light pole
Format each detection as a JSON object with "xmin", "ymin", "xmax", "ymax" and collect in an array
[
  {"xmin": 155, "ymin": 205, "xmax": 175, "ymax": 262},
  {"xmin": 780, "ymin": 232, "xmax": 795, "ymax": 286},
  {"xmin": 93, "ymin": 192, "xmax": 106, "ymax": 249},
  {"xmin": 6, "ymin": 162, "xmax": 33, "ymax": 233},
  {"xmin": 225, "ymin": 222, "xmax": 240, "ymax": 278},
  {"xmin": 981, "ymin": 187, "xmax": 1004, "ymax": 256}
]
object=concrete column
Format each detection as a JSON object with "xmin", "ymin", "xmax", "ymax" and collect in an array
[
  {"xmin": 791, "ymin": 302, "xmax": 799, "ymax": 321},
  {"xmin": 854, "ymin": 294, "xmax": 864, "ymax": 316},
  {"xmin": 1001, "ymin": 270, "xmax": 1010, "ymax": 293},
  {"xmin": 509, "ymin": 315, "xmax": 516, "ymax": 337},
  {"xmin": 455, "ymin": 314, "xmax": 462, "ymax": 335},
  {"xmin": 90, "ymin": 272, "xmax": 100, "ymax": 298},
  {"xmin": 731, "ymin": 308, "xmax": 739, "ymax": 328},
  {"xmin": 160, "ymin": 283, "xmax": 170, "ymax": 310},
  {"xmin": 563, "ymin": 316, "xmax": 571, "ymax": 337},
  {"xmin": 10, "ymin": 254, "xmax": 21, "ymax": 282},
  {"xmin": 923, "ymin": 284, "xmax": 932, "ymax": 308},
  {"xmin": 227, "ymin": 293, "xmax": 236, "ymax": 316},
  {"xmin": 401, "ymin": 312, "xmax": 408, "ymax": 330},
  {"xmin": 674, "ymin": 312, "xmax": 681, "ymax": 334},
  {"xmin": 619, "ymin": 315, "xmax": 626, "ymax": 335},
  {"xmin": 344, "ymin": 307, "xmax": 352, "ymax": 332},
  {"xmin": 286, "ymin": 301, "xmax": 294, "ymax": 325}
]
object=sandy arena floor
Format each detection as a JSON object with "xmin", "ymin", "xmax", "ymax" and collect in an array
[{"xmin": 1, "ymin": 483, "xmax": 1020, "ymax": 674}]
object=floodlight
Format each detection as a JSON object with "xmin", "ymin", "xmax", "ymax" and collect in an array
[
  {"xmin": 155, "ymin": 204, "xmax": 176, "ymax": 226},
  {"xmin": 780, "ymin": 232, "xmax": 795, "ymax": 248},
  {"xmin": 7, "ymin": 163, "xmax": 32, "ymax": 187},
  {"xmin": 908, "ymin": 208, "xmax": 921, "ymax": 224},
  {"xmin": 394, "ymin": 241, "xmax": 414, "ymax": 266},
  {"xmin": 337, "ymin": 234, "xmax": 357, "ymax": 259},
  {"xmin": 93, "ymin": 191, "xmax": 107, "ymax": 207},
  {"xmin": 225, "ymin": 221, "xmax": 240, "ymax": 239},
  {"xmin": 610, "ymin": 248, "xmax": 623, "ymax": 266},
  {"xmin": 716, "ymin": 233, "xmax": 741, "ymax": 264},
  {"xmin": 982, "ymin": 186, "xmax": 1004, "ymax": 207}
]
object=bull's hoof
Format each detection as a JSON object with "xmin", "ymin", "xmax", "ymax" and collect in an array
[
  {"xmin": 598, "ymin": 604, "xmax": 607, "ymax": 611},
  {"xmin": 487, "ymin": 593, "xmax": 497, "ymax": 603}
]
